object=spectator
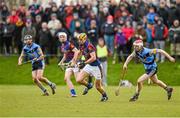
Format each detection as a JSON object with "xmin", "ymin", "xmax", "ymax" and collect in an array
[
  {"xmin": 152, "ymin": 18, "xmax": 168, "ymax": 63},
  {"xmin": 145, "ymin": 23, "xmax": 154, "ymax": 48},
  {"xmin": 114, "ymin": 27, "xmax": 127, "ymax": 63},
  {"xmin": 8, "ymin": 9, "xmax": 19, "ymax": 25},
  {"xmin": 28, "ymin": 0, "xmax": 41, "ymax": 19},
  {"xmin": 2, "ymin": 18, "xmax": 15, "ymax": 55},
  {"xmin": 48, "ymin": 13, "xmax": 61, "ymax": 37},
  {"xmin": 39, "ymin": 22, "xmax": 52, "ymax": 64},
  {"xmin": 101, "ymin": 15, "xmax": 117, "ymax": 54},
  {"xmin": 64, "ymin": 6, "xmax": 74, "ymax": 29},
  {"xmin": 0, "ymin": 18, "xmax": 4, "ymax": 54},
  {"xmin": 135, "ymin": 22, "xmax": 147, "ymax": 41},
  {"xmin": 157, "ymin": 1, "xmax": 169, "ymax": 27},
  {"xmin": 121, "ymin": 20, "xmax": 134, "ymax": 54},
  {"xmin": 0, "ymin": 5, "xmax": 10, "ymax": 22},
  {"xmin": 70, "ymin": 13, "xmax": 84, "ymax": 37},
  {"xmin": 168, "ymin": 2, "xmax": 178, "ymax": 26},
  {"xmin": 98, "ymin": 6, "xmax": 108, "ymax": 36},
  {"xmin": 16, "ymin": 4, "xmax": 26, "ymax": 20},
  {"xmin": 70, "ymin": 13, "xmax": 84, "ymax": 38},
  {"xmin": 85, "ymin": 11, "xmax": 98, "ymax": 31},
  {"xmin": 87, "ymin": 20, "xmax": 98, "ymax": 46},
  {"xmin": 34, "ymin": 15, "xmax": 42, "ymax": 43},
  {"xmin": 21, "ymin": 19, "xmax": 36, "ymax": 42},
  {"xmin": 169, "ymin": 19, "xmax": 180, "ymax": 58},
  {"xmin": 14, "ymin": 17, "xmax": 24, "ymax": 54},
  {"xmin": 50, "ymin": 5, "xmax": 61, "ymax": 20},
  {"xmin": 146, "ymin": 6, "xmax": 157, "ymax": 25},
  {"xmin": 96, "ymin": 37, "xmax": 108, "ymax": 86}
]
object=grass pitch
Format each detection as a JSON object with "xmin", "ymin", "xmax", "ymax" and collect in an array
[{"xmin": 0, "ymin": 85, "xmax": 180, "ymax": 117}]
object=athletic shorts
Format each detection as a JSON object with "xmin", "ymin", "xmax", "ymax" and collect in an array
[
  {"xmin": 65, "ymin": 66, "xmax": 79, "ymax": 73},
  {"xmin": 82, "ymin": 64, "xmax": 102, "ymax": 80},
  {"xmin": 32, "ymin": 61, "xmax": 45, "ymax": 71},
  {"xmin": 145, "ymin": 67, "xmax": 157, "ymax": 77}
]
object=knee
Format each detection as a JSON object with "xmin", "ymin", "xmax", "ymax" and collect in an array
[
  {"xmin": 76, "ymin": 78, "xmax": 81, "ymax": 83},
  {"xmin": 36, "ymin": 75, "xmax": 42, "ymax": 80},
  {"xmin": 33, "ymin": 78, "xmax": 38, "ymax": 83},
  {"xmin": 64, "ymin": 77, "xmax": 70, "ymax": 82},
  {"xmin": 76, "ymin": 76, "xmax": 82, "ymax": 83},
  {"xmin": 137, "ymin": 80, "xmax": 142, "ymax": 85}
]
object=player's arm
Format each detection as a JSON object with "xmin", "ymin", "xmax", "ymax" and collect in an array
[
  {"xmin": 151, "ymin": 49, "xmax": 175, "ymax": 62},
  {"xmin": 71, "ymin": 48, "xmax": 80, "ymax": 65},
  {"xmin": 58, "ymin": 53, "xmax": 67, "ymax": 66},
  {"xmin": 123, "ymin": 51, "xmax": 135, "ymax": 70},
  {"xmin": 36, "ymin": 47, "xmax": 44, "ymax": 61},
  {"xmin": 18, "ymin": 50, "xmax": 25, "ymax": 65},
  {"xmin": 84, "ymin": 51, "xmax": 96, "ymax": 64}
]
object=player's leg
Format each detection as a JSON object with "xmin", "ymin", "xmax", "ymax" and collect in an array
[
  {"xmin": 95, "ymin": 79, "xmax": 108, "ymax": 102},
  {"xmin": 64, "ymin": 69, "xmax": 77, "ymax": 97},
  {"xmin": 76, "ymin": 70, "xmax": 93, "ymax": 95},
  {"xmin": 92, "ymin": 65, "xmax": 108, "ymax": 101},
  {"xmin": 32, "ymin": 70, "xmax": 49, "ymax": 96},
  {"xmin": 130, "ymin": 74, "xmax": 149, "ymax": 102},
  {"xmin": 150, "ymin": 74, "xmax": 173, "ymax": 100},
  {"xmin": 37, "ymin": 69, "xmax": 56, "ymax": 95}
]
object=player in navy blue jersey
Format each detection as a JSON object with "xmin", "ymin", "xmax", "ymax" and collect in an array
[
  {"xmin": 76, "ymin": 33, "xmax": 108, "ymax": 102},
  {"xmin": 58, "ymin": 32, "xmax": 80, "ymax": 97}
]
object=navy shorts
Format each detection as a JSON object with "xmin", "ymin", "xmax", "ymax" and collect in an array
[
  {"xmin": 32, "ymin": 61, "xmax": 44, "ymax": 71},
  {"xmin": 145, "ymin": 67, "xmax": 157, "ymax": 77}
]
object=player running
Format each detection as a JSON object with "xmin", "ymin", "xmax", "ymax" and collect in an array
[
  {"xmin": 58, "ymin": 32, "xmax": 80, "ymax": 97},
  {"xmin": 76, "ymin": 33, "xmax": 108, "ymax": 102},
  {"xmin": 18, "ymin": 35, "xmax": 56, "ymax": 96},
  {"xmin": 123, "ymin": 39, "xmax": 175, "ymax": 102}
]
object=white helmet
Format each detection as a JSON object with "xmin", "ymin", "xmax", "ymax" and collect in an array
[
  {"xmin": 57, "ymin": 32, "xmax": 67, "ymax": 38},
  {"xmin": 133, "ymin": 40, "xmax": 143, "ymax": 47}
]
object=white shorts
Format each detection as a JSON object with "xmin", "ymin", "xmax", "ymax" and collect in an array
[
  {"xmin": 65, "ymin": 66, "xmax": 79, "ymax": 73},
  {"xmin": 82, "ymin": 64, "xmax": 102, "ymax": 80}
]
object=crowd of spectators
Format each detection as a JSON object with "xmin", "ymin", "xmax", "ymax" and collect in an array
[{"xmin": 0, "ymin": 0, "xmax": 180, "ymax": 64}]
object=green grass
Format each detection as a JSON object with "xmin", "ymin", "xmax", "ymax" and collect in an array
[
  {"xmin": 0, "ymin": 57, "xmax": 180, "ymax": 117},
  {"xmin": 0, "ymin": 56, "xmax": 180, "ymax": 85},
  {"xmin": 0, "ymin": 85, "xmax": 180, "ymax": 117}
]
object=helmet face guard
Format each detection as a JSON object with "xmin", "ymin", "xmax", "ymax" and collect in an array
[
  {"xmin": 133, "ymin": 40, "xmax": 143, "ymax": 47},
  {"xmin": 133, "ymin": 40, "xmax": 143, "ymax": 51},
  {"xmin": 24, "ymin": 35, "xmax": 33, "ymax": 41},
  {"xmin": 57, "ymin": 32, "xmax": 67, "ymax": 42},
  {"xmin": 24, "ymin": 35, "xmax": 33, "ymax": 45}
]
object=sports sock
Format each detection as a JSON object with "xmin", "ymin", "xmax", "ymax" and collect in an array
[
  {"xmin": 164, "ymin": 86, "xmax": 170, "ymax": 91},
  {"xmin": 102, "ymin": 92, "xmax": 107, "ymax": 97},
  {"xmin": 86, "ymin": 83, "xmax": 92, "ymax": 89},
  {"xmin": 37, "ymin": 84, "xmax": 47, "ymax": 93},
  {"xmin": 70, "ymin": 89, "xmax": 76, "ymax": 95},
  {"xmin": 46, "ymin": 80, "xmax": 53, "ymax": 87},
  {"xmin": 88, "ymin": 76, "xmax": 92, "ymax": 83}
]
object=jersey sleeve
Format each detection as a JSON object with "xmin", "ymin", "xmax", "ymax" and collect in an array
[
  {"xmin": 150, "ymin": 48, "xmax": 158, "ymax": 55},
  {"xmin": 36, "ymin": 45, "xmax": 41, "ymax": 55},
  {"xmin": 88, "ymin": 44, "xmax": 95, "ymax": 53}
]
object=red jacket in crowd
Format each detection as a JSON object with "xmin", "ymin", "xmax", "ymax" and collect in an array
[
  {"xmin": 8, "ymin": 15, "xmax": 19, "ymax": 24},
  {"xmin": 121, "ymin": 27, "xmax": 134, "ymax": 41}
]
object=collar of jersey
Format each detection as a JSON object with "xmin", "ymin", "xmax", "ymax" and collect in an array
[{"xmin": 27, "ymin": 43, "xmax": 34, "ymax": 48}]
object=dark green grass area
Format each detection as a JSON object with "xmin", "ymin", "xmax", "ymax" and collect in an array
[
  {"xmin": 0, "ymin": 86, "xmax": 180, "ymax": 117},
  {"xmin": 0, "ymin": 56, "xmax": 180, "ymax": 85}
]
